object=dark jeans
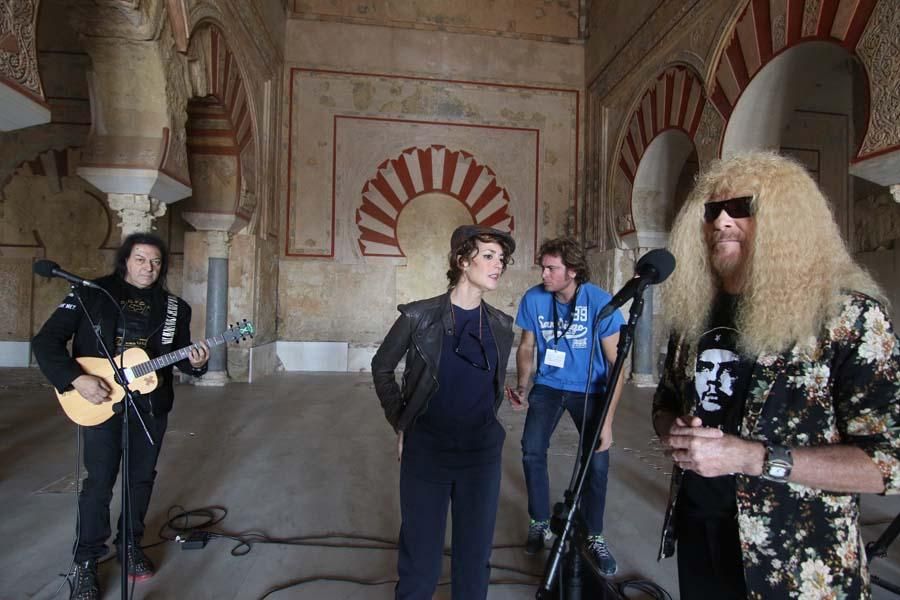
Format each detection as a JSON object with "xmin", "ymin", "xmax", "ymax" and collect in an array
[
  {"xmin": 676, "ymin": 509, "xmax": 747, "ymax": 599},
  {"xmin": 521, "ymin": 384, "xmax": 610, "ymax": 534},
  {"xmin": 395, "ymin": 443, "xmax": 502, "ymax": 600},
  {"xmin": 75, "ymin": 409, "xmax": 167, "ymax": 561}
]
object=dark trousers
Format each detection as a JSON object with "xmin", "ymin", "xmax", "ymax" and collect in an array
[
  {"xmin": 521, "ymin": 384, "xmax": 610, "ymax": 534},
  {"xmin": 75, "ymin": 409, "xmax": 167, "ymax": 561},
  {"xmin": 676, "ymin": 510, "xmax": 747, "ymax": 600},
  {"xmin": 395, "ymin": 453, "xmax": 502, "ymax": 600}
]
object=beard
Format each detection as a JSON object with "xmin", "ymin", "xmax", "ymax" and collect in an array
[
  {"xmin": 708, "ymin": 232, "xmax": 749, "ymax": 281},
  {"xmin": 710, "ymin": 251, "xmax": 744, "ymax": 277}
]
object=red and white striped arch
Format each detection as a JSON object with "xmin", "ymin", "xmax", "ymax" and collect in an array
[
  {"xmin": 187, "ymin": 24, "xmax": 256, "ymax": 220},
  {"xmin": 617, "ymin": 65, "xmax": 706, "ymax": 186},
  {"xmin": 356, "ymin": 145, "xmax": 515, "ymax": 257},
  {"xmin": 710, "ymin": 0, "xmax": 877, "ymax": 122}
]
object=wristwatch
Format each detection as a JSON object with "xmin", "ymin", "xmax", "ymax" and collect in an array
[{"xmin": 761, "ymin": 444, "xmax": 793, "ymax": 482}]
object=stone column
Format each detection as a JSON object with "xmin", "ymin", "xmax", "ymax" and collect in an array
[
  {"xmin": 631, "ymin": 285, "xmax": 656, "ymax": 387},
  {"xmin": 107, "ymin": 193, "xmax": 167, "ymax": 240},
  {"xmin": 195, "ymin": 230, "xmax": 230, "ymax": 386}
]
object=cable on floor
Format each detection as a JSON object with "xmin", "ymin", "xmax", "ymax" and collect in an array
[{"xmin": 151, "ymin": 505, "xmax": 672, "ymax": 599}]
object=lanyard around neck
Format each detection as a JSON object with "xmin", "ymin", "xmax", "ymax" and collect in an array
[{"xmin": 551, "ymin": 285, "xmax": 579, "ymax": 345}]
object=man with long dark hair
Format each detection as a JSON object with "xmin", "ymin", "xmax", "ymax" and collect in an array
[
  {"xmin": 33, "ymin": 232, "xmax": 209, "ymax": 599},
  {"xmin": 509, "ymin": 237, "xmax": 624, "ymax": 575}
]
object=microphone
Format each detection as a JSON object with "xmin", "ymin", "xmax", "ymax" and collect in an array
[
  {"xmin": 594, "ymin": 248, "xmax": 676, "ymax": 323},
  {"xmin": 33, "ymin": 260, "xmax": 101, "ymax": 289}
]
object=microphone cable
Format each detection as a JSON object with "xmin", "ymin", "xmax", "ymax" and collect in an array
[{"xmin": 148, "ymin": 504, "xmax": 672, "ymax": 599}]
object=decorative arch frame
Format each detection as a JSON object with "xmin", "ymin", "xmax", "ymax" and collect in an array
[
  {"xmin": 185, "ymin": 22, "xmax": 258, "ymax": 222},
  {"xmin": 612, "ymin": 64, "xmax": 707, "ymax": 236},
  {"xmin": 355, "ymin": 145, "xmax": 515, "ymax": 257},
  {"xmin": 706, "ymin": 0, "xmax": 879, "ymax": 158}
]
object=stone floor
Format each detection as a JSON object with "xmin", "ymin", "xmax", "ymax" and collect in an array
[{"xmin": 3, "ymin": 369, "xmax": 900, "ymax": 599}]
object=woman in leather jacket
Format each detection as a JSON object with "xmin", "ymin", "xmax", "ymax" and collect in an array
[{"xmin": 372, "ymin": 225, "xmax": 516, "ymax": 600}]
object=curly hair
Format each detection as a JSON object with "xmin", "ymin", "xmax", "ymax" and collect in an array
[
  {"xmin": 663, "ymin": 151, "xmax": 883, "ymax": 355},
  {"xmin": 114, "ymin": 232, "xmax": 169, "ymax": 290},
  {"xmin": 538, "ymin": 237, "xmax": 591, "ymax": 284},
  {"xmin": 446, "ymin": 233, "xmax": 515, "ymax": 289}
]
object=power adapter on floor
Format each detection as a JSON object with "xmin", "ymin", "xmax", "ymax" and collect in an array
[{"xmin": 178, "ymin": 531, "xmax": 211, "ymax": 550}]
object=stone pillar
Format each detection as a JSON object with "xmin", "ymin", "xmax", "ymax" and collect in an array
[
  {"xmin": 631, "ymin": 286, "xmax": 656, "ymax": 387},
  {"xmin": 107, "ymin": 193, "xmax": 167, "ymax": 240},
  {"xmin": 195, "ymin": 230, "xmax": 230, "ymax": 386}
]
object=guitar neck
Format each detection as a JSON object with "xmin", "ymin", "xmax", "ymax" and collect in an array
[{"xmin": 131, "ymin": 335, "xmax": 228, "ymax": 377}]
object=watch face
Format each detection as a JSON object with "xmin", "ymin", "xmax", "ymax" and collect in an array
[{"xmin": 770, "ymin": 465, "xmax": 787, "ymax": 478}]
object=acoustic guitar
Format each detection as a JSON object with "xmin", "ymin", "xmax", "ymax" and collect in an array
[{"xmin": 56, "ymin": 320, "xmax": 254, "ymax": 426}]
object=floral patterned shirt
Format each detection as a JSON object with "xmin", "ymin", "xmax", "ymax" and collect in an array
[{"xmin": 653, "ymin": 293, "xmax": 900, "ymax": 599}]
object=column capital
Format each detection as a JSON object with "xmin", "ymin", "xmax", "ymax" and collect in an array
[
  {"xmin": 107, "ymin": 193, "xmax": 167, "ymax": 240},
  {"xmin": 891, "ymin": 184, "xmax": 900, "ymax": 204},
  {"xmin": 206, "ymin": 230, "xmax": 231, "ymax": 259}
]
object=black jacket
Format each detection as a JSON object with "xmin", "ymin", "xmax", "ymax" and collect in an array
[
  {"xmin": 371, "ymin": 293, "xmax": 514, "ymax": 433},
  {"xmin": 32, "ymin": 274, "xmax": 205, "ymax": 416}
]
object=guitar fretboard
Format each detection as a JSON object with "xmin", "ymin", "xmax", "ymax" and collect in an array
[{"xmin": 131, "ymin": 334, "xmax": 231, "ymax": 377}]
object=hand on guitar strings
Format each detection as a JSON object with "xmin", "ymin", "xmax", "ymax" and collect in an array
[{"xmin": 72, "ymin": 374, "xmax": 112, "ymax": 405}]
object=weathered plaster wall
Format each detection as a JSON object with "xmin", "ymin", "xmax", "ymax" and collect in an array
[
  {"xmin": 289, "ymin": 0, "xmax": 581, "ymax": 41},
  {"xmin": 585, "ymin": 0, "xmax": 666, "ymax": 83},
  {"xmin": 0, "ymin": 152, "xmax": 186, "ymax": 345},
  {"xmin": 280, "ymin": 18, "xmax": 582, "ymax": 347}
]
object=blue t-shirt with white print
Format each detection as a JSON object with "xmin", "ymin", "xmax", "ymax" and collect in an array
[{"xmin": 516, "ymin": 282, "xmax": 625, "ymax": 394}]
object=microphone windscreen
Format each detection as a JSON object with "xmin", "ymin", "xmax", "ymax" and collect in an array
[
  {"xmin": 636, "ymin": 249, "xmax": 676, "ymax": 284},
  {"xmin": 33, "ymin": 259, "xmax": 60, "ymax": 278}
]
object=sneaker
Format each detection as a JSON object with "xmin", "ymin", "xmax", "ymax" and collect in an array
[
  {"xmin": 69, "ymin": 559, "xmax": 100, "ymax": 600},
  {"xmin": 587, "ymin": 534, "xmax": 618, "ymax": 576},
  {"xmin": 117, "ymin": 544, "xmax": 155, "ymax": 581},
  {"xmin": 525, "ymin": 519, "xmax": 550, "ymax": 555}
]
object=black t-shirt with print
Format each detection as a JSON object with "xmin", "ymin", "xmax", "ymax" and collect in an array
[
  {"xmin": 115, "ymin": 283, "xmax": 156, "ymax": 353},
  {"xmin": 679, "ymin": 293, "xmax": 755, "ymax": 519}
]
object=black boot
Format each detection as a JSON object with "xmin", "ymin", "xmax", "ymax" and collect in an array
[
  {"xmin": 69, "ymin": 559, "xmax": 100, "ymax": 600},
  {"xmin": 117, "ymin": 543, "xmax": 155, "ymax": 581}
]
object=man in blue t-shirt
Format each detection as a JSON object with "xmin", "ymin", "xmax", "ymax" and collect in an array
[{"xmin": 509, "ymin": 237, "xmax": 625, "ymax": 575}]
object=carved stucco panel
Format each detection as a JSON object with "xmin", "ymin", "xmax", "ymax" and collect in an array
[
  {"xmin": 68, "ymin": 0, "xmax": 166, "ymax": 41},
  {"xmin": 613, "ymin": 168, "xmax": 633, "ymax": 236},
  {"xmin": 771, "ymin": 5, "xmax": 787, "ymax": 53},
  {"xmin": 687, "ymin": 6, "xmax": 721, "ymax": 60},
  {"xmin": 856, "ymin": 0, "xmax": 900, "ymax": 157},
  {"xmin": 159, "ymin": 19, "xmax": 191, "ymax": 183},
  {"xmin": 694, "ymin": 101, "xmax": 723, "ymax": 168},
  {"xmin": 592, "ymin": 0, "xmax": 700, "ymax": 100},
  {"xmin": 802, "ymin": 0, "xmax": 822, "ymax": 38},
  {"xmin": 0, "ymin": 0, "xmax": 43, "ymax": 99}
]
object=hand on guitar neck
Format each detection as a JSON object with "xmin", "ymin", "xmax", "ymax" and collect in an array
[{"xmin": 185, "ymin": 340, "xmax": 210, "ymax": 369}]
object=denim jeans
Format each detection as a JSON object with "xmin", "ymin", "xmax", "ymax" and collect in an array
[{"xmin": 521, "ymin": 384, "xmax": 610, "ymax": 535}]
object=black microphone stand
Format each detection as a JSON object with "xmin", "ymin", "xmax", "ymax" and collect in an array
[
  {"xmin": 866, "ymin": 511, "xmax": 900, "ymax": 595},
  {"xmin": 537, "ymin": 279, "xmax": 650, "ymax": 600},
  {"xmin": 70, "ymin": 284, "xmax": 154, "ymax": 600}
]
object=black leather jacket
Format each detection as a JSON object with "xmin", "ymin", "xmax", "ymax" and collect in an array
[{"xmin": 372, "ymin": 293, "xmax": 514, "ymax": 433}]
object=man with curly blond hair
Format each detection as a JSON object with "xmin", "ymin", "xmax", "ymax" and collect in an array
[{"xmin": 654, "ymin": 151, "xmax": 900, "ymax": 599}]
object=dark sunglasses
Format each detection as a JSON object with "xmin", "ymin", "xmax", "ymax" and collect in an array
[
  {"xmin": 455, "ymin": 331, "xmax": 491, "ymax": 371},
  {"xmin": 703, "ymin": 195, "xmax": 755, "ymax": 223}
]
